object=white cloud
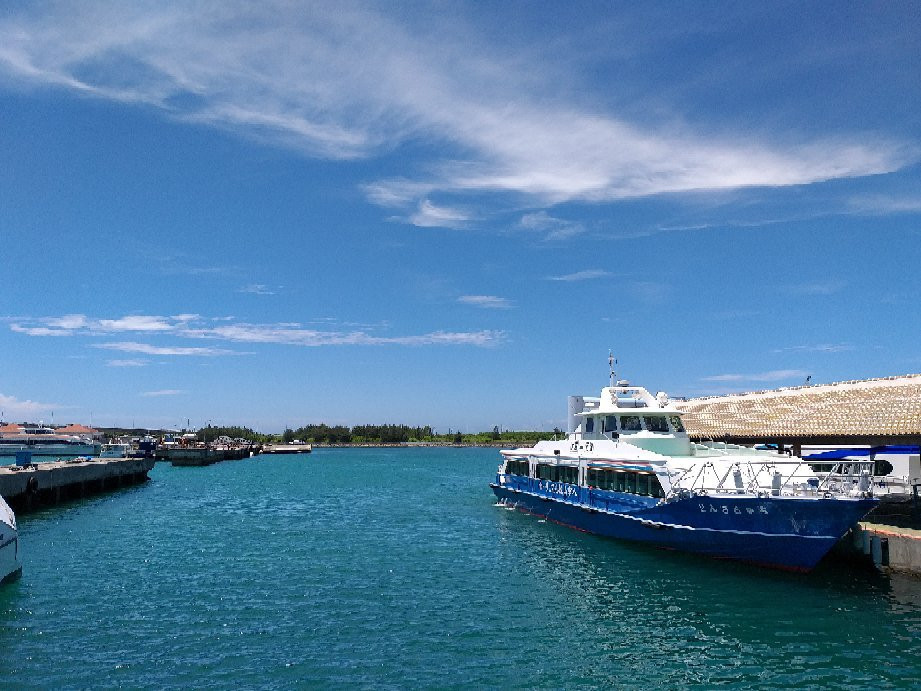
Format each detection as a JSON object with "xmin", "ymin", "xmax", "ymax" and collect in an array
[
  {"xmin": 106, "ymin": 359, "xmax": 149, "ymax": 367},
  {"xmin": 94, "ymin": 341, "xmax": 238, "ymax": 356},
  {"xmin": 10, "ymin": 324, "xmax": 76, "ymax": 336},
  {"xmin": 702, "ymin": 369, "xmax": 810, "ymax": 383},
  {"xmin": 0, "ymin": 2, "xmax": 912, "ymax": 225},
  {"xmin": 96, "ymin": 315, "xmax": 176, "ymax": 331},
  {"xmin": 408, "ymin": 200, "xmax": 471, "ymax": 228},
  {"xmin": 773, "ymin": 343, "xmax": 854, "ymax": 354},
  {"xmin": 848, "ymin": 194, "xmax": 921, "ymax": 215},
  {"xmin": 519, "ymin": 211, "xmax": 585, "ymax": 241},
  {"xmin": 238, "ymin": 284, "xmax": 277, "ymax": 295},
  {"xmin": 48, "ymin": 314, "xmax": 88, "ymax": 329},
  {"xmin": 140, "ymin": 389, "xmax": 185, "ymax": 397},
  {"xmin": 12, "ymin": 314, "xmax": 197, "ymax": 337},
  {"xmin": 0, "ymin": 393, "xmax": 58, "ymax": 418},
  {"xmin": 185, "ymin": 323, "xmax": 505, "ymax": 347},
  {"xmin": 458, "ymin": 295, "xmax": 513, "ymax": 309},
  {"xmin": 547, "ymin": 269, "xmax": 612, "ymax": 282},
  {"xmin": 8, "ymin": 313, "xmax": 506, "ymax": 349}
]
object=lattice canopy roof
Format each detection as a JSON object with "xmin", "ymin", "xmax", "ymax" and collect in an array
[{"xmin": 677, "ymin": 374, "xmax": 921, "ymax": 440}]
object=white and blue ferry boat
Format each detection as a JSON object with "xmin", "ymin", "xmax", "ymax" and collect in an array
[{"xmin": 491, "ymin": 363, "xmax": 878, "ymax": 571}]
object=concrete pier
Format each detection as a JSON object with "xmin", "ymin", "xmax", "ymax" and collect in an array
[{"xmin": 0, "ymin": 457, "xmax": 155, "ymax": 513}]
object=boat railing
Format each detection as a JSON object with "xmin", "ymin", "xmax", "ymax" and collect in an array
[{"xmin": 667, "ymin": 458, "xmax": 874, "ymax": 499}]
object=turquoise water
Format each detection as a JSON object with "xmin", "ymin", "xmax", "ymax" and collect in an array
[{"xmin": 2, "ymin": 447, "xmax": 921, "ymax": 688}]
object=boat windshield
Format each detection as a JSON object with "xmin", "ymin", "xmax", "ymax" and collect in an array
[
  {"xmin": 643, "ymin": 416, "xmax": 669, "ymax": 433},
  {"xmin": 620, "ymin": 415, "xmax": 641, "ymax": 432}
]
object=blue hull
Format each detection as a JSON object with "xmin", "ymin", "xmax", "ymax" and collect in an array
[{"xmin": 491, "ymin": 477, "xmax": 877, "ymax": 571}]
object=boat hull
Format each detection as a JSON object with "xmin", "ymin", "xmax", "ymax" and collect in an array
[
  {"xmin": 491, "ymin": 481, "xmax": 877, "ymax": 572},
  {"xmin": 0, "ymin": 501, "xmax": 21, "ymax": 584}
]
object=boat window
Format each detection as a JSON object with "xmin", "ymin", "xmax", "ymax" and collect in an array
[
  {"xmin": 537, "ymin": 464, "xmax": 556, "ymax": 481},
  {"xmin": 651, "ymin": 475, "xmax": 665, "ymax": 498},
  {"xmin": 615, "ymin": 472, "xmax": 627, "ymax": 492},
  {"xmin": 560, "ymin": 466, "xmax": 578, "ymax": 484},
  {"xmin": 590, "ymin": 469, "xmax": 614, "ymax": 490},
  {"xmin": 585, "ymin": 417, "xmax": 595, "ymax": 433},
  {"xmin": 636, "ymin": 474, "xmax": 651, "ymax": 496},
  {"xmin": 668, "ymin": 416, "xmax": 685, "ymax": 432},
  {"xmin": 643, "ymin": 416, "xmax": 669, "ymax": 433},
  {"xmin": 505, "ymin": 459, "xmax": 529, "ymax": 476},
  {"xmin": 603, "ymin": 416, "xmax": 618, "ymax": 433},
  {"xmin": 620, "ymin": 415, "xmax": 641, "ymax": 432}
]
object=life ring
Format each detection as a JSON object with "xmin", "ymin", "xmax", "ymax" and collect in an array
[{"xmin": 26, "ymin": 476, "xmax": 38, "ymax": 494}]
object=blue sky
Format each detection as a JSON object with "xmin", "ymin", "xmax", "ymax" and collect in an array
[{"xmin": 1, "ymin": 1, "xmax": 919, "ymax": 432}]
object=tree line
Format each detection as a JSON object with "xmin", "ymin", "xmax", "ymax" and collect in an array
[{"xmin": 104, "ymin": 423, "xmax": 561, "ymax": 446}]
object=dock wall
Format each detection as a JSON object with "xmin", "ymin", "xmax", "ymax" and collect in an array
[
  {"xmin": 0, "ymin": 457, "xmax": 155, "ymax": 513},
  {"xmin": 155, "ymin": 447, "xmax": 254, "ymax": 465},
  {"xmin": 846, "ymin": 523, "xmax": 921, "ymax": 573}
]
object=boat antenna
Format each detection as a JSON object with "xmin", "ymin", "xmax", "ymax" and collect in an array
[{"xmin": 609, "ymin": 351, "xmax": 617, "ymax": 387}]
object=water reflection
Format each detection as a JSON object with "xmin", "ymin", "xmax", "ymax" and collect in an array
[{"xmin": 495, "ymin": 503, "xmax": 921, "ymax": 686}]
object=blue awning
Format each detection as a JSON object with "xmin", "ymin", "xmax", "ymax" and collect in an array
[{"xmin": 803, "ymin": 445, "xmax": 920, "ymax": 460}]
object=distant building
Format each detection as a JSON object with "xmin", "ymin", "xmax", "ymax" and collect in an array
[{"xmin": 54, "ymin": 423, "xmax": 104, "ymax": 441}]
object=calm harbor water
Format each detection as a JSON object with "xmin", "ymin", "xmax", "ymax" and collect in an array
[{"xmin": 3, "ymin": 447, "xmax": 921, "ymax": 688}]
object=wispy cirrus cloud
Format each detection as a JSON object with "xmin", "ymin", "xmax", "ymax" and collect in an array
[
  {"xmin": 519, "ymin": 212, "xmax": 585, "ymax": 241},
  {"xmin": 458, "ymin": 295, "xmax": 513, "ymax": 309},
  {"xmin": 772, "ymin": 343, "xmax": 855, "ymax": 354},
  {"xmin": 106, "ymin": 359, "xmax": 150, "ymax": 367},
  {"xmin": 11, "ymin": 324, "xmax": 76, "ymax": 337},
  {"xmin": 408, "ymin": 200, "xmax": 472, "ymax": 228},
  {"xmin": 547, "ymin": 269, "xmax": 612, "ymax": 282},
  {"xmin": 848, "ymin": 194, "xmax": 921, "ymax": 215},
  {"xmin": 0, "ymin": 2, "xmax": 913, "ymax": 227},
  {"xmin": 94, "ymin": 342, "xmax": 240, "ymax": 356},
  {"xmin": 238, "ymin": 284, "xmax": 278, "ymax": 295},
  {"xmin": 8, "ymin": 313, "xmax": 505, "ymax": 349},
  {"xmin": 140, "ymin": 389, "xmax": 185, "ymax": 397},
  {"xmin": 183, "ymin": 323, "xmax": 506, "ymax": 347},
  {"xmin": 702, "ymin": 369, "xmax": 810, "ymax": 383},
  {"xmin": 9, "ymin": 313, "xmax": 198, "ymax": 337}
]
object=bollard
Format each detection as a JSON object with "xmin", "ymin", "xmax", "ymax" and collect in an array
[{"xmin": 862, "ymin": 531, "xmax": 872, "ymax": 555}]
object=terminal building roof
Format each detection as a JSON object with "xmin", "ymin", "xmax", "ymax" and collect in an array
[{"xmin": 676, "ymin": 374, "xmax": 921, "ymax": 443}]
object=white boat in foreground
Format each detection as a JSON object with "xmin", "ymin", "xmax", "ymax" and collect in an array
[
  {"xmin": 0, "ymin": 495, "xmax": 21, "ymax": 583},
  {"xmin": 491, "ymin": 359, "xmax": 878, "ymax": 571}
]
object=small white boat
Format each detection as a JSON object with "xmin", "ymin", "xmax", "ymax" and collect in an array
[
  {"xmin": 0, "ymin": 495, "xmax": 21, "ymax": 584},
  {"xmin": 100, "ymin": 443, "xmax": 130, "ymax": 458},
  {"xmin": 262, "ymin": 441, "xmax": 312, "ymax": 454}
]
